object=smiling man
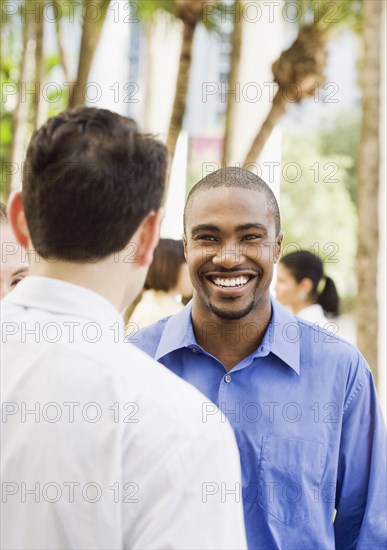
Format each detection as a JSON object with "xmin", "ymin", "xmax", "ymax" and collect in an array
[{"xmin": 133, "ymin": 167, "xmax": 387, "ymax": 549}]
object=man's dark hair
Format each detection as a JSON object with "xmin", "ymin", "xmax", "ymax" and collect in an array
[
  {"xmin": 22, "ymin": 107, "xmax": 167, "ymax": 261},
  {"xmin": 184, "ymin": 167, "xmax": 281, "ymax": 234},
  {"xmin": 145, "ymin": 238, "xmax": 186, "ymax": 292}
]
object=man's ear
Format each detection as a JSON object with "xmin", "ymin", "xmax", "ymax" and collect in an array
[
  {"xmin": 135, "ymin": 207, "xmax": 164, "ymax": 268},
  {"xmin": 7, "ymin": 191, "xmax": 30, "ymax": 249},
  {"xmin": 273, "ymin": 231, "xmax": 284, "ymax": 263},
  {"xmin": 182, "ymin": 233, "xmax": 188, "ymax": 262}
]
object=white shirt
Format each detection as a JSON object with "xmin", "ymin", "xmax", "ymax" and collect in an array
[
  {"xmin": 1, "ymin": 277, "xmax": 247, "ymax": 550},
  {"xmin": 296, "ymin": 303, "xmax": 330, "ymax": 325}
]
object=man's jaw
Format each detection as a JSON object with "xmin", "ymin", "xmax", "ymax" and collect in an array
[{"xmin": 208, "ymin": 297, "xmax": 257, "ymax": 320}]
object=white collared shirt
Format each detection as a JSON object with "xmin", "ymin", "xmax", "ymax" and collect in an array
[
  {"xmin": 1, "ymin": 276, "xmax": 247, "ymax": 550},
  {"xmin": 296, "ymin": 303, "xmax": 330, "ymax": 325}
]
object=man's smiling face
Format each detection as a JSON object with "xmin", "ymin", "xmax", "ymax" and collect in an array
[{"xmin": 184, "ymin": 187, "xmax": 283, "ymax": 321}]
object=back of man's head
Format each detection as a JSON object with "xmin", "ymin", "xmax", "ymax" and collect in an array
[{"xmin": 22, "ymin": 107, "xmax": 167, "ymax": 261}]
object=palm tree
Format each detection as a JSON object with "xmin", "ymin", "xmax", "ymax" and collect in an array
[
  {"xmin": 356, "ymin": 0, "xmax": 382, "ymax": 382},
  {"xmin": 222, "ymin": 0, "xmax": 243, "ymax": 165},
  {"xmin": 69, "ymin": 0, "xmax": 111, "ymax": 107},
  {"xmin": 166, "ymin": 1, "xmax": 207, "ymax": 164},
  {"xmin": 242, "ymin": 0, "xmax": 358, "ymax": 167},
  {"xmin": 138, "ymin": 0, "xmax": 221, "ymax": 187},
  {"xmin": 8, "ymin": 1, "xmax": 36, "ymax": 194},
  {"xmin": 33, "ymin": 0, "xmax": 45, "ymax": 131},
  {"xmin": 54, "ymin": 0, "xmax": 72, "ymax": 83}
]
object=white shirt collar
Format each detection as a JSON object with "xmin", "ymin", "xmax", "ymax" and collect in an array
[
  {"xmin": 297, "ymin": 303, "xmax": 328, "ymax": 324},
  {"xmin": 3, "ymin": 275, "xmax": 122, "ymax": 327}
]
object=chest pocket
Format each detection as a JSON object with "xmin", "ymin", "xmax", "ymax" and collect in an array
[{"xmin": 257, "ymin": 435, "xmax": 327, "ymax": 525}]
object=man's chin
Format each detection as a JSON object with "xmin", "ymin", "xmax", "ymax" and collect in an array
[{"xmin": 208, "ymin": 299, "xmax": 256, "ymax": 320}]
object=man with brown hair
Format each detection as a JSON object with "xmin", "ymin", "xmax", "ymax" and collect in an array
[{"xmin": 1, "ymin": 109, "xmax": 246, "ymax": 550}]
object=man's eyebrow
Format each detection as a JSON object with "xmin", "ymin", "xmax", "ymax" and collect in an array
[
  {"xmin": 191, "ymin": 223, "xmax": 269, "ymax": 235},
  {"xmin": 191, "ymin": 224, "xmax": 219, "ymax": 235},
  {"xmin": 235, "ymin": 223, "xmax": 268, "ymax": 232},
  {"xmin": 12, "ymin": 268, "xmax": 29, "ymax": 276}
]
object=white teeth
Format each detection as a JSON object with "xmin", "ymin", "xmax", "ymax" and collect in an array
[{"xmin": 213, "ymin": 276, "xmax": 250, "ymax": 287}]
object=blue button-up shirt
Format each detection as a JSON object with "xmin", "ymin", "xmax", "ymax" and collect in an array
[{"xmin": 131, "ymin": 299, "xmax": 387, "ymax": 549}]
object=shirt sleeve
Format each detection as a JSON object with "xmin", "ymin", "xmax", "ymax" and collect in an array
[
  {"xmin": 125, "ymin": 418, "xmax": 247, "ymax": 550},
  {"xmin": 334, "ymin": 356, "xmax": 387, "ymax": 549}
]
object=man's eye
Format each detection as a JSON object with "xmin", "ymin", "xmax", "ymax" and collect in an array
[
  {"xmin": 196, "ymin": 235, "xmax": 217, "ymax": 242},
  {"xmin": 242, "ymin": 234, "xmax": 263, "ymax": 241},
  {"xmin": 10, "ymin": 276, "xmax": 25, "ymax": 289}
]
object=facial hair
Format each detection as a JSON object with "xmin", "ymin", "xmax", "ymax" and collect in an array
[{"xmin": 207, "ymin": 296, "xmax": 257, "ymax": 320}]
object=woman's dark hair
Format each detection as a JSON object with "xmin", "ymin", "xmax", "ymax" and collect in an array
[
  {"xmin": 280, "ymin": 250, "xmax": 340, "ymax": 316},
  {"xmin": 145, "ymin": 239, "xmax": 186, "ymax": 292},
  {"xmin": 22, "ymin": 107, "xmax": 167, "ymax": 261},
  {"xmin": 0, "ymin": 202, "xmax": 7, "ymax": 223}
]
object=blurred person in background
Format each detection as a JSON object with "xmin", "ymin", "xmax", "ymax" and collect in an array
[
  {"xmin": 275, "ymin": 249, "xmax": 339, "ymax": 325},
  {"xmin": 126, "ymin": 238, "xmax": 193, "ymax": 331},
  {"xmin": 0, "ymin": 201, "xmax": 29, "ymax": 298}
]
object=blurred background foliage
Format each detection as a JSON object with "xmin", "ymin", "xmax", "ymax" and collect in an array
[
  {"xmin": 280, "ymin": 114, "xmax": 358, "ymax": 302},
  {"xmin": 0, "ymin": 0, "xmax": 384, "ymax": 386}
]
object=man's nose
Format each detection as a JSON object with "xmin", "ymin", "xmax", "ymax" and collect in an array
[{"xmin": 212, "ymin": 241, "xmax": 246, "ymax": 268}]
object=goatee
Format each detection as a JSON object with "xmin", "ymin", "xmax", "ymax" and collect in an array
[{"xmin": 208, "ymin": 298, "xmax": 256, "ymax": 320}]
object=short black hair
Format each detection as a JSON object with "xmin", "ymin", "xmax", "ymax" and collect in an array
[
  {"xmin": 22, "ymin": 107, "xmax": 167, "ymax": 261},
  {"xmin": 145, "ymin": 239, "xmax": 185, "ymax": 292},
  {"xmin": 184, "ymin": 167, "xmax": 281, "ymax": 234}
]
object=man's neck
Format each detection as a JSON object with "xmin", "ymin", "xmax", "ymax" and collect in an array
[
  {"xmin": 192, "ymin": 300, "xmax": 272, "ymax": 372},
  {"xmin": 29, "ymin": 258, "xmax": 135, "ymax": 313}
]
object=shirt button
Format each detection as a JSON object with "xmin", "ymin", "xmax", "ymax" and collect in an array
[
  {"xmin": 224, "ymin": 375, "xmax": 232, "ymax": 383},
  {"xmin": 191, "ymin": 348, "xmax": 198, "ymax": 353}
]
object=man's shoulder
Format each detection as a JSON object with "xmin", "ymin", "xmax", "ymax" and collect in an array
[
  {"xmin": 295, "ymin": 316, "xmax": 372, "ymax": 394},
  {"xmin": 297, "ymin": 316, "xmax": 361, "ymax": 357}
]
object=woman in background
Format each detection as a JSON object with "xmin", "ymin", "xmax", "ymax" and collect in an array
[
  {"xmin": 0, "ymin": 201, "xmax": 29, "ymax": 298},
  {"xmin": 275, "ymin": 249, "xmax": 340, "ymax": 325},
  {"xmin": 125, "ymin": 238, "xmax": 193, "ymax": 331}
]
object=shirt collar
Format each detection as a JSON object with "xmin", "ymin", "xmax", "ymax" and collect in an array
[
  {"xmin": 155, "ymin": 298, "xmax": 300, "ymax": 375},
  {"xmin": 154, "ymin": 302, "xmax": 194, "ymax": 360},
  {"xmin": 261, "ymin": 298, "xmax": 300, "ymax": 375},
  {"xmin": 3, "ymin": 275, "xmax": 123, "ymax": 327}
]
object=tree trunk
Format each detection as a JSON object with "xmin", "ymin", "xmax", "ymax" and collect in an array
[
  {"xmin": 9, "ymin": 6, "xmax": 35, "ymax": 195},
  {"xmin": 242, "ymin": 89, "xmax": 286, "ymax": 167},
  {"xmin": 55, "ymin": 0, "xmax": 71, "ymax": 82},
  {"xmin": 69, "ymin": 0, "xmax": 110, "ymax": 108},
  {"xmin": 142, "ymin": 20, "xmax": 154, "ymax": 132},
  {"xmin": 222, "ymin": 0, "xmax": 243, "ymax": 165},
  {"xmin": 356, "ymin": 0, "xmax": 381, "ymax": 381},
  {"xmin": 165, "ymin": 19, "xmax": 196, "ymax": 188},
  {"xmin": 33, "ymin": 0, "xmax": 44, "ymax": 131}
]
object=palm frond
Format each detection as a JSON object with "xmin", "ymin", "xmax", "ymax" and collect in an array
[
  {"xmin": 135, "ymin": 0, "xmax": 177, "ymax": 21},
  {"xmin": 280, "ymin": 0, "xmax": 362, "ymax": 32}
]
